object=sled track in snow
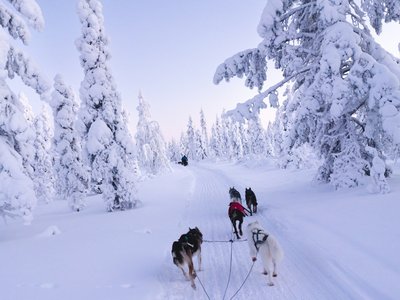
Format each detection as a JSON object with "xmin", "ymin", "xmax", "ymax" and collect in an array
[{"xmin": 156, "ymin": 163, "xmax": 367, "ymax": 300}]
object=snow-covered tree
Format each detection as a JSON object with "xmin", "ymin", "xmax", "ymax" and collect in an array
[
  {"xmin": 167, "ymin": 138, "xmax": 182, "ymax": 163},
  {"xmin": 194, "ymin": 129, "xmax": 205, "ymax": 160},
  {"xmin": 239, "ymin": 122, "xmax": 251, "ymax": 158},
  {"xmin": 362, "ymin": 0, "xmax": 400, "ymax": 34},
  {"xmin": 248, "ymin": 115, "xmax": 268, "ymax": 158},
  {"xmin": 32, "ymin": 105, "xmax": 55, "ymax": 203},
  {"xmin": 209, "ymin": 116, "xmax": 223, "ymax": 159},
  {"xmin": 76, "ymin": 0, "xmax": 138, "ymax": 211},
  {"xmin": 0, "ymin": 0, "xmax": 49, "ymax": 222},
  {"xmin": 231, "ymin": 122, "xmax": 244, "ymax": 160},
  {"xmin": 50, "ymin": 75, "xmax": 88, "ymax": 211},
  {"xmin": 135, "ymin": 92, "xmax": 171, "ymax": 175},
  {"xmin": 199, "ymin": 109, "xmax": 209, "ymax": 159},
  {"xmin": 220, "ymin": 116, "xmax": 233, "ymax": 160},
  {"xmin": 215, "ymin": 0, "xmax": 400, "ymax": 191},
  {"xmin": 184, "ymin": 116, "xmax": 197, "ymax": 161}
]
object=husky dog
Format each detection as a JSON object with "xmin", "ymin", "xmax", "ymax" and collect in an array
[
  {"xmin": 245, "ymin": 187, "xmax": 258, "ymax": 215},
  {"xmin": 228, "ymin": 200, "xmax": 249, "ymax": 239},
  {"xmin": 171, "ymin": 227, "xmax": 203, "ymax": 289},
  {"xmin": 246, "ymin": 221, "xmax": 284, "ymax": 286},
  {"xmin": 229, "ymin": 187, "xmax": 242, "ymax": 203}
]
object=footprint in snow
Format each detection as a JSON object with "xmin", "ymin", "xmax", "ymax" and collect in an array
[{"xmin": 37, "ymin": 225, "xmax": 61, "ymax": 238}]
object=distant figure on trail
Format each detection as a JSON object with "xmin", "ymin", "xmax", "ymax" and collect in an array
[{"xmin": 179, "ymin": 155, "xmax": 188, "ymax": 166}]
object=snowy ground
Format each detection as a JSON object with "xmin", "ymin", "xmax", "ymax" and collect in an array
[{"xmin": 1, "ymin": 161, "xmax": 400, "ymax": 300}]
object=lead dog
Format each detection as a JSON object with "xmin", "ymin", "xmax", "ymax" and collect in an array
[
  {"xmin": 171, "ymin": 227, "xmax": 203, "ymax": 289},
  {"xmin": 229, "ymin": 187, "xmax": 242, "ymax": 203},
  {"xmin": 246, "ymin": 221, "xmax": 284, "ymax": 286}
]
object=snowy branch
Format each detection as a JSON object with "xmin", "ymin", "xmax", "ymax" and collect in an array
[
  {"xmin": 279, "ymin": 2, "xmax": 316, "ymax": 22},
  {"xmin": 0, "ymin": 3, "xmax": 30, "ymax": 44},
  {"xmin": 6, "ymin": 47, "xmax": 50, "ymax": 95},
  {"xmin": 225, "ymin": 66, "xmax": 312, "ymax": 121},
  {"xmin": 6, "ymin": 0, "xmax": 44, "ymax": 30},
  {"xmin": 214, "ymin": 48, "xmax": 267, "ymax": 91}
]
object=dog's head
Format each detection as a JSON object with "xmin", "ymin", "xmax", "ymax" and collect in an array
[
  {"xmin": 188, "ymin": 227, "xmax": 203, "ymax": 241},
  {"xmin": 247, "ymin": 220, "xmax": 261, "ymax": 231}
]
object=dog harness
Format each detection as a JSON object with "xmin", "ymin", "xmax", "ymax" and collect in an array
[
  {"xmin": 182, "ymin": 234, "xmax": 194, "ymax": 248},
  {"xmin": 252, "ymin": 229, "xmax": 268, "ymax": 251},
  {"xmin": 228, "ymin": 202, "xmax": 247, "ymax": 215}
]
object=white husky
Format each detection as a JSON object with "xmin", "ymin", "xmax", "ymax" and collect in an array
[{"xmin": 246, "ymin": 221, "xmax": 284, "ymax": 286}]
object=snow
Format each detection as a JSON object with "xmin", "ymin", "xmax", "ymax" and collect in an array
[
  {"xmin": 1, "ymin": 161, "xmax": 400, "ymax": 299},
  {"xmin": 86, "ymin": 118, "xmax": 112, "ymax": 154}
]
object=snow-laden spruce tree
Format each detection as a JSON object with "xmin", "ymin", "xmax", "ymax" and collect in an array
[
  {"xmin": 50, "ymin": 75, "xmax": 89, "ymax": 211},
  {"xmin": 194, "ymin": 129, "xmax": 205, "ymax": 160},
  {"xmin": 184, "ymin": 116, "xmax": 197, "ymax": 161},
  {"xmin": 33, "ymin": 105, "xmax": 55, "ymax": 203},
  {"xmin": 0, "ymin": 0, "xmax": 49, "ymax": 222},
  {"xmin": 239, "ymin": 122, "xmax": 251, "ymax": 158},
  {"xmin": 221, "ymin": 116, "xmax": 234, "ymax": 160},
  {"xmin": 214, "ymin": 0, "xmax": 400, "ymax": 192},
  {"xmin": 135, "ymin": 92, "xmax": 171, "ymax": 175},
  {"xmin": 248, "ymin": 115, "xmax": 268, "ymax": 158},
  {"xmin": 209, "ymin": 116, "xmax": 223, "ymax": 159},
  {"xmin": 167, "ymin": 138, "xmax": 182, "ymax": 163},
  {"xmin": 76, "ymin": 0, "xmax": 138, "ymax": 211},
  {"xmin": 231, "ymin": 122, "xmax": 244, "ymax": 160},
  {"xmin": 199, "ymin": 109, "xmax": 209, "ymax": 158}
]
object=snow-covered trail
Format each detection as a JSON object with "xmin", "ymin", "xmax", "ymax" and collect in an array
[{"xmin": 155, "ymin": 162, "xmax": 372, "ymax": 300}]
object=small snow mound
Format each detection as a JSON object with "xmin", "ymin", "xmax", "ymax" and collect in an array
[{"xmin": 38, "ymin": 225, "xmax": 61, "ymax": 237}]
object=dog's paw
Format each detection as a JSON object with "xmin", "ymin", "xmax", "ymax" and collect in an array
[
  {"xmin": 252, "ymin": 257, "xmax": 257, "ymax": 262},
  {"xmin": 191, "ymin": 283, "xmax": 196, "ymax": 290},
  {"xmin": 268, "ymin": 282, "xmax": 274, "ymax": 286},
  {"xmin": 262, "ymin": 271, "xmax": 268, "ymax": 275},
  {"xmin": 273, "ymin": 273, "xmax": 278, "ymax": 277}
]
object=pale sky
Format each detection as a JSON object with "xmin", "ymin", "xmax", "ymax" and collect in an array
[
  {"xmin": 12, "ymin": 0, "xmax": 271, "ymax": 141},
  {"xmin": 9, "ymin": 1, "xmax": 400, "ymax": 141}
]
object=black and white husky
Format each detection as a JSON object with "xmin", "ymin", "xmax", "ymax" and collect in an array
[
  {"xmin": 246, "ymin": 221, "xmax": 284, "ymax": 286},
  {"xmin": 171, "ymin": 227, "xmax": 203, "ymax": 289}
]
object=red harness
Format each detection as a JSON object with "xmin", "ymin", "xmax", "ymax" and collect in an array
[{"xmin": 228, "ymin": 202, "xmax": 247, "ymax": 215}]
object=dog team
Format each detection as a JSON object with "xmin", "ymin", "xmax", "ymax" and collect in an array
[{"xmin": 171, "ymin": 187, "xmax": 284, "ymax": 290}]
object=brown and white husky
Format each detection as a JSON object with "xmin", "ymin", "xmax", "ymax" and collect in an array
[{"xmin": 171, "ymin": 227, "xmax": 203, "ymax": 289}]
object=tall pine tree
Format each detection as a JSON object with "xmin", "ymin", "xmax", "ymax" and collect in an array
[
  {"xmin": 76, "ymin": 0, "xmax": 138, "ymax": 211},
  {"xmin": 135, "ymin": 92, "xmax": 171, "ymax": 175},
  {"xmin": 50, "ymin": 75, "xmax": 89, "ymax": 211}
]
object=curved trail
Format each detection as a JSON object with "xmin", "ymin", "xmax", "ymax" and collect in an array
[{"xmin": 156, "ymin": 163, "xmax": 366, "ymax": 300}]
